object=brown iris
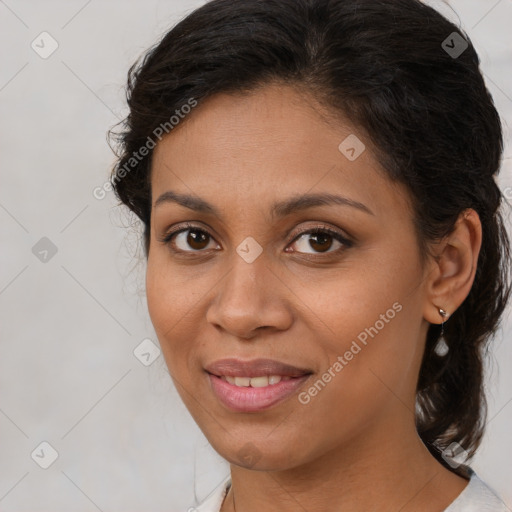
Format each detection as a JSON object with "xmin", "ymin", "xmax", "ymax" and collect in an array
[
  {"xmin": 187, "ymin": 229, "xmax": 210, "ymax": 250},
  {"xmin": 307, "ymin": 232, "xmax": 333, "ymax": 253}
]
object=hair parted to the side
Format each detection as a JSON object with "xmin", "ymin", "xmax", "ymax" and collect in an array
[{"xmin": 107, "ymin": 0, "xmax": 512, "ymax": 474}]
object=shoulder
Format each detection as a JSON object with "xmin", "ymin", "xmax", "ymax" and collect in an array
[
  {"xmin": 186, "ymin": 475, "xmax": 231, "ymax": 512},
  {"xmin": 444, "ymin": 467, "xmax": 509, "ymax": 511}
]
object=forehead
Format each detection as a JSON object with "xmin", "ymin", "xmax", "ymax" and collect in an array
[{"xmin": 150, "ymin": 84, "xmax": 411, "ymax": 221}]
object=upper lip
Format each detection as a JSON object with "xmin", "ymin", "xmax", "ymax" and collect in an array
[{"xmin": 205, "ymin": 358, "xmax": 313, "ymax": 378}]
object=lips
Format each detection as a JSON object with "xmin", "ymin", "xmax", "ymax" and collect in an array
[{"xmin": 204, "ymin": 357, "xmax": 313, "ymax": 379}]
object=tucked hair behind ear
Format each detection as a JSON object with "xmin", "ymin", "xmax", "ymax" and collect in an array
[{"xmin": 108, "ymin": 0, "xmax": 512, "ymax": 473}]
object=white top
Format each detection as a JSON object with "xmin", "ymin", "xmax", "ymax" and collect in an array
[{"xmin": 188, "ymin": 467, "xmax": 509, "ymax": 512}]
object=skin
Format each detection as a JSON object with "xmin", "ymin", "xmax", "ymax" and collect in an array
[{"xmin": 146, "ymin": 83, "xmax": 482, "ymax": 511}]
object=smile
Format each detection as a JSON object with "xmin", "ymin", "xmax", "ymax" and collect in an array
[{"xmin": 207, "ymin": 372, "xmax": 312, "ymax": 412}]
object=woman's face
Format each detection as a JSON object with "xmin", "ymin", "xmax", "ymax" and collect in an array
[{"xmin": 146, "ymin": 83, "xmax": 434, "ymax": 470}]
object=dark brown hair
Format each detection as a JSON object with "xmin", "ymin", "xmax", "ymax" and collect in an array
[{"xmin": 108, "ymin": 0, "xmax": 512, "ymax": 473}]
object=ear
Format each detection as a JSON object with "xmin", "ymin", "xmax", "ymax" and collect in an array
[{"xmin": 423, "ymin": 208, "xmax": 482, "ymax": 325}]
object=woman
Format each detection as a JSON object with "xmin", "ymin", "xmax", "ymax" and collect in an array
[{"xmin": 108, "ymin": 0, "xmax": 511, "ymax": 510}]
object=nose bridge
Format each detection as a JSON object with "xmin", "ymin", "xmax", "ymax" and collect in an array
[
  {"xmin": 220, "ymin": 218, "xmax": 269, "ymax": 300},
  {"xmin": 206, "ymin": 248, "xmax": 291, "ymax": 337},
  {"xmin": 220, "ymin": 251, "xmax": 270, "ymax": 314}
]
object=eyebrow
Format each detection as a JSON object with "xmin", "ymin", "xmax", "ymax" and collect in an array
[{"xmin": 154, "ymin": 190, "xmax": 374, "ymax": 218}]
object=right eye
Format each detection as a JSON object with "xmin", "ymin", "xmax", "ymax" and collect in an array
[{"xmin": 160, "ymin": 223, "xmax": 220, "ymax": 253}]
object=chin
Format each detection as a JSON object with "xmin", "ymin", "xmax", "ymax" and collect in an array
[{"xmin": 211, "ymin": 434, "xmax": 307, "ymax": 471}]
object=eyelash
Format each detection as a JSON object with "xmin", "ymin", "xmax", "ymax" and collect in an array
[{"xmin": 159, "ymin": 222, "xmax": 353, "ymax": 257}]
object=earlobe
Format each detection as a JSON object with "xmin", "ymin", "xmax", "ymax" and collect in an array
[
  {"xmin": 423, "ymin": 208, "xmax": 482, "ymax": 325},
  {"xmin": 437, "ymin": 308, "xmax": 449, "ymax": 320},
  {"xmin": 425, "ymin": 304, "xmax": 450, "ymax": 327}
]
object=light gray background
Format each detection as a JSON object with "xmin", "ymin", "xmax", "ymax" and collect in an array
[{"xmin": 0, "ymin": 1, "xmax": 511, "ymax": 511}]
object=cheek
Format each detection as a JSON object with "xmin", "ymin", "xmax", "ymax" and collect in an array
[
  {"xmin": 145, "ymin": 253, "xmax": 215, "ymax": 382},
  {"xmin": 303, "ymin": 248, "xmax": 420, "ymax": 396},
  {"xmin": 146, "ymin": 251, "xmax": 195, "ymax": 331},
  {"xmin": 145, "ymin": 256, "xmax": 191, "ymax": 359}
]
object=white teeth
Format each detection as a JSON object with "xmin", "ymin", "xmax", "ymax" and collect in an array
[
  {"xmin": 249, "ymin": 376, "xmax": 270, "ymax": 388},
  {"xmin": 221, "ymin": 375, "xmax": 290, "ymax": 387},
  {"xmin": 234, "ymin": 377, "xmax": 251, "ymax": 387}
]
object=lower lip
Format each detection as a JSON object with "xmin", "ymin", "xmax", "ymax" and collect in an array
[{"xmin": 207, "ymin": 373, "xmax": 312, "ymax": 412}]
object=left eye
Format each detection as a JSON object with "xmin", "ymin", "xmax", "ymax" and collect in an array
[{"xmin": 287, "ymin": 228, "xmax": 350, "ymax": 254}]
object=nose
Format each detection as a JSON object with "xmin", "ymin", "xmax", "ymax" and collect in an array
[{"xmin": 206, "ymin": 256, "xmax": 293, "ymax": 340}]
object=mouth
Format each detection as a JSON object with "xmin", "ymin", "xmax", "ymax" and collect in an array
[{"xmin": 204, "ymin": 358, "xmax": 313, "ymax": 412}]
